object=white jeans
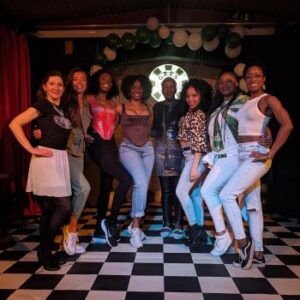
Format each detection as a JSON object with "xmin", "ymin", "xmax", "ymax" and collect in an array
[
  {"xmin": 201, "ymin": 145, "xmax": 265, "ymax": 251},
  {"xmin": 219, "ymin": 142, "xmax": 271, "ymax": 250},
  {"xmin": 201, "ymin": 149, "xmax": 239, "ymax": 233},
  {"xmin": 176, "ymin": 150, "xmax": 205, "ymax": 226}
]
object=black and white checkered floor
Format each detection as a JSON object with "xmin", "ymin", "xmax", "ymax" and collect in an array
[{"xmin": 1, "ymin": 202, "xmax": 300, "ymax": 300}]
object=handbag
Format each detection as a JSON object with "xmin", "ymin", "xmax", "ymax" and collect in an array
[{"xmin": 162, "ymin": 104, "xmax": 182, "ymax": 172}]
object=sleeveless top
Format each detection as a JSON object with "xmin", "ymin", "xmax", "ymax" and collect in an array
[
  {"xmin": 120, "ymin": 103, "xmax": 152, "ymax": 147},
  {"xmin": 90, "ymin": 96, "xmax": 117, "ymax": 140},
  {"xmin": 237, "ymin": 93, "xmax": 270, "ymax": 136}
]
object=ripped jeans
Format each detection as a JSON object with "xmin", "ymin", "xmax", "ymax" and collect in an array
[{"xmin": 219, "ymin": 142, "xmax": 271, "ymax": 250}]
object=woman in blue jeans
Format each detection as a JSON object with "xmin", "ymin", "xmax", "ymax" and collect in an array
[
  {"xmin": 117, "ymin": 74, "xmax": 154, "ymax": 248},
  {"xmin": 176, "ymin": 78, "xmax": 212, "ymax": 248}
]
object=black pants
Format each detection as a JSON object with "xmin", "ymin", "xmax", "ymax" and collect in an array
[
  {"xmin": 159, "ymin": 176, "xmax": 183, "ymax": 228},
  {"xmin": 88, "ymin": 132, "xmax": 132, "ymax": 230}
]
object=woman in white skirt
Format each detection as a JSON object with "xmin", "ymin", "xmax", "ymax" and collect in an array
[{"xmin": 9, "ymin": 70, "xmax": 72, "ymax": 271}]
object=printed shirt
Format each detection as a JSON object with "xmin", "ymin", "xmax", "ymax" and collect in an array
[
  {"xmin": 177, "ymin": 109, "xmax": 208, "ymax": 153},
  {"xmin": 208, "ymin": 94, "xmax": 249, "ymax": 152}
]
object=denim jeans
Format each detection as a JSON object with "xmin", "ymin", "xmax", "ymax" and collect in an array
[
  {"xmin": 220, "ymin": 142, "xmax": 271, "ymax": 248},
  {"xmin": 68, "ymin": 154, "xmax": 91, "ymax": 218},
  {"xmin": 119, "ymin": 140, "xmax": 154, "ymax": 218},
  {"xmin": 201, "ymin": 146, "xmax": 264, "ymax": 251},
  {"xmin": 176, "ymin": 149, "xmax": 206, "ymax": 226},
  {"xmin": 201, "ymin": 148, "xmax": 240, "ymax": 233}
]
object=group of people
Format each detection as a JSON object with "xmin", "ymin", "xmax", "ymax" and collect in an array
[{"xmin": 9, "ymin": 63, "xmax": 293, "ymax": 271}]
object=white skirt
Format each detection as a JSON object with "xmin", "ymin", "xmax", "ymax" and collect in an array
[{"xmin": 26, "ymin": 146, "xmax": 71, "ymax": 197}]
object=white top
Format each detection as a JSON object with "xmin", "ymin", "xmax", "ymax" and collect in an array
[{"xmin": 237, "ymin": 93, "xmax": 270, "ymax": 136}]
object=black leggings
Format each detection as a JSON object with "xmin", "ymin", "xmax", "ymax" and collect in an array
[
  {"xmin": 159, "ymin": 176, "xmax": 183, "ymax": 228},
  {"xmin": 36, "ymin": 195, "xmax": 71, "ymax": 254},
  {"xmin": 88, "ymin": 132, "xmax": 132, "ymax": 229}
]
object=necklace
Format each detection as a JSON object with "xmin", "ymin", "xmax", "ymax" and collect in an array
[
  {"xmin": 52, "ymin": 104, "xmax": 72, "ymax": 130},
  {"xmin": 52, "ymin": 104, "xmax": 65, "ymax": 117}
]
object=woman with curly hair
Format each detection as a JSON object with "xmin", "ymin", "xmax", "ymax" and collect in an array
[
  {"xmin": 117, "ymin": 74, "xmax": 155, "ymax": 248},
  {"xmin": 176, "ymin": 78, "xmax": 212, "ymax": 248}
]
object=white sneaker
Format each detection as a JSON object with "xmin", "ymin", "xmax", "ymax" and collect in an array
[
  {"xmin": 210, "ymin": 231, "xmax": 233, "ymax": 256},
  {"xmin": 75, "ymin": 242, "xmax": 86, "ymax": 254},
  {"xmin": 140, "ymin": 230, "xmax": 147, "ymax": 241},
  {"xmin": 128, "ymin": 224, "xmax": 143, "ymax": 248},
  {"xmin": 62, "ymin": 226, "xmax": 77, "ymax": 256}
]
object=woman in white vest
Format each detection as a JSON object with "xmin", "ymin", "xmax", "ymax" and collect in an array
[{"xmin": 219, "ymin": 64, "xmax": 293, "ymax": 269}]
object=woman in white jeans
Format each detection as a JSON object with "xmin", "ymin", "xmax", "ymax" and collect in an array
[
  {"xmin": 176, "ymin": 78, "xmax": 212, "ymax": 248},
  {"xmin": 201, "ymin": 71, "xmax": 265, "ymax": 260},
  {"xmin": 219, "ymin": 64, "xmax": 293, "ymax": 269}
]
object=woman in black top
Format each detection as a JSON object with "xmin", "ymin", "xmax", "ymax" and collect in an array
[
  {"xmin": 9, "ymin": 70, "xmax": 72, "ymax": 271},
  {"xmin": 151, "ymin": 77, "xmax": 186, "ymax": 239}
]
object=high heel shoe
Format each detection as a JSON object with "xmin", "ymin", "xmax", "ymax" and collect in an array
[
  {"xmin": 52, "ymin": 251, "xmax": 67, "ymax": 265},
  {"xmin": 37, "ymin": 248, "xmax": 60, "ymax": 271}
]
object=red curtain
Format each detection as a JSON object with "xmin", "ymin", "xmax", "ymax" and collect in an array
[{"xmin": 0, "ymin": 24, "xmax": 31, "ymax": 175}]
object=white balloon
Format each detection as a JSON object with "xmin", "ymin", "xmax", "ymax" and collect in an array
[
  {"xmin": 203, "ymin": 37, "xmax": 220, "ymax": 52},
  {"xmin": 173, "ymin": 30, "xmax": 188, "ymax": 47},
  {"xmin": 90, "ymin": 64, "xmax": 102, "ymax": 76},
  {"xmin": 146, "ymin": 17, "xmax": 160, "ymax": 31},
  {"xmin": 103, "ymin": 46, "xmax": 117, "ymax": 61},
  {"xmin": 231, "ymin": 25, "xmax": 247, "ymax": 38},
  {"xmin": 239, "ymin": 78, "xmax": 248, "ymax": 92},
  {"xmin": 234, "ymin": 63, "xmax": 246, "ymax": 77},
  {"xmin": 187, "ymin": 33, "xmax": 202, "ymax": 51},
  {"xmin": 158, "ymin": 25, "xmax": 170, "ymax": 39},
  {"xmin": 225, "ymin": 45, "xmax": 242, "ymax": 58}
]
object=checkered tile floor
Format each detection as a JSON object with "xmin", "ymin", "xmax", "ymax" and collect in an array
[{"xmin": 1, "ymin": 202, "xmax": 300, "ymax": 300}]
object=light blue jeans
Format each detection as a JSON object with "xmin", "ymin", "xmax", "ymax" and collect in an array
[
  {"xmin": 68, "ymin": 154, "xmax": 91, "ymax": 218},
  {"xmin": 190, "ymin": 186, "xmax": 205, "ymax": 226},
  {"xmin": 119, "ymin": 140, "xmax": 154, "ymax": 218},
  {"xmin": 176, "ymin": 149, "xmax": 206, "ymax": 226},
  {"xmin": 219, "ymin": 142, "xmax": 271, "ymax": 249}
]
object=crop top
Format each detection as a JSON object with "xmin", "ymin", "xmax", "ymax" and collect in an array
[
  {"xmin": 237, "ymin": 93, "xmax": 270, "ymax": 136},
  {"xmin": 90, "ymin": 96, "xmax": 117, "ymax": 140},
  {"xmin": 120, "ymin": 104, "xmax": 152, "ymax": 147}
]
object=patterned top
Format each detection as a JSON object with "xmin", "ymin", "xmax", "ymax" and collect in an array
[
  {"xmin": 208, "ymin": 94, "xmax": 248, "ymax": 152},
  {"xmin": 90, "ymin": 96, "xmax": 118, "ymax": 140},
  {"xmin": 177, "ymin": 109, "xmax": 208, "ymax": 153}
]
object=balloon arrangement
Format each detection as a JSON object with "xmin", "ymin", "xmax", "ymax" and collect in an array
[
  {"xmin": 233, "ymin": 62, "xmax": 248, "ymax": 92},
  {"xmin": 90, "ymin": 17, "xmax": 246, "ymax": 75}
]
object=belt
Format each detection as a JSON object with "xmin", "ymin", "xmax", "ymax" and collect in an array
[
  {"xmin": 182, "ymin": 146, "xmax": 191, "ymax": 151},
  {"xmin": 239, "ymin": 135, "xmax": 261, "ymax": 143}
]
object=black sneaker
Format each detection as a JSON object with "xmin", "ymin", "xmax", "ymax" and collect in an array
[
  {"xmin": 111, "ymin": 225, "xmax": 121, "ymax": 242},
  {"xmin": 101, "ymin": 219, "xmax": 118, "ymax": 247},
  {"xmin": 233, "ymin": 253, "xmax": 265, "ymax": 268},
  {"xmin": 237, "ymin": 237, "xmax": 254, "ymax": 270},
  {"xmin": 253, "ymin": 254, "xmax": 266, "ymax": 267}
]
